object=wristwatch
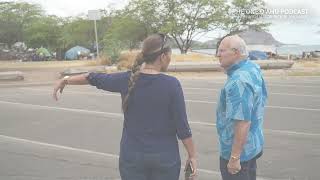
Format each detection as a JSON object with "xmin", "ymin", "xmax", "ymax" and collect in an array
[
  {"xmin": 63, "ymin": 76, "xmax": 70, "ymax": 85},
  {"xmin": 230, "ymin": 155, "xmax": 240, "ymax": 161}
]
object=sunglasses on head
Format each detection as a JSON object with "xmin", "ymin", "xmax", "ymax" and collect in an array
[{"xmin": 158, "ymin": 33, "xmax": 168, "ymax": 52}]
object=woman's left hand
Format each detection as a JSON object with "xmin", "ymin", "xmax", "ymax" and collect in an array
[{"xmin": 185, "ymin": 157, "xmax": 198, "ymax": 179}]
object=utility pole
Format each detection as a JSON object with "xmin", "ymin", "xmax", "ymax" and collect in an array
[{"xmin": 88, "ymin": 10, "xmax": 101, "ymax": 59}]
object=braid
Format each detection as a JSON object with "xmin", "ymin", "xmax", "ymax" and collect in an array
[
  {"xmin": 122, "ymin": 33, "xmax": 171, "ymax": 112},
  {"xmin": 122, "ymin": 52, "xmax": 145, "ymax": 112}
]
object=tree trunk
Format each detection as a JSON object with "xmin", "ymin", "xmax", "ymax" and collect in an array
[{"xmin": 180, "ymin": 48, "xmax": 188, "ymax": 54}]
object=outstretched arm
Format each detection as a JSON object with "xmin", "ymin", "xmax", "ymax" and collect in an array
[{"xmin": 53, "ymin": 73, "xmax": 89, "ymax": 101}]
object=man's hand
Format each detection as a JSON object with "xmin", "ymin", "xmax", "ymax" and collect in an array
[
  {"xmin": 228, "ymin": 120, "xmax": 251, "ymax": 174},
  {"xmin": 227, "ymin": 158, "xmax": 241, "ymax": 175}
]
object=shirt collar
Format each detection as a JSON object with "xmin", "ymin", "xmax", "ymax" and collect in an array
[{"xmin": 226, "ymin": 58, "xmax": 249, "ymax": 76}]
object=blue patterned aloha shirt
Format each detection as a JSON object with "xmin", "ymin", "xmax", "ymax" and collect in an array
[{"xmin": 216, "ymin": 59, "xmax": 268, "ymax": 162}]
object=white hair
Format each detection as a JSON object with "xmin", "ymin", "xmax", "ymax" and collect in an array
[{"xmin": 227, "ymin": 35, "xmax": 249, "ymax": 57}]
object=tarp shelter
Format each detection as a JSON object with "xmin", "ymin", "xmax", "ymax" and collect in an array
[
  {"xmin": 248, "ymin": 50, "xmax": 268, "ymax": 60},
  {"xmin": 36, "ymin": 47, "xmax": 51, "ymax": 57},
  {"xmin": 65, "ymin": 46, "xmax": 90, "ymax": 60}
]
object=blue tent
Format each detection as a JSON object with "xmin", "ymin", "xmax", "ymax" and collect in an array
[
  {"xmin": 65, "ymin": 46, "xmax": 90, "ymax": 60},
  {"xmin": 248, "ymin": 50, "xmax": 268, "ymax": 60}
]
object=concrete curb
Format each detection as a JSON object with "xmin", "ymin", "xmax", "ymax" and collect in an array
[
  {"xmin": 0, "ymin": 71, "xmax": 24, "ymax": 81},
  {"xmin": 0, "ymin": 60, "xmax": 296, "ymax": 83},
  {"xmin": 167, "ymin": 60, "xmax": 294, "ymax": 72},
  {"xmin": 59, "ymin": 66, "xmax": 118, "ymax": 77},
  {"xmin": 60, "ymin": 60, "xmax": 295, "ymax": 76},
  {"xmin": 257, "ymin": 60, "xmax": 294, "ymax": 69},
  {"xmin": 0, "ymin": 82, "xmax": 54, "ymax": 88}
]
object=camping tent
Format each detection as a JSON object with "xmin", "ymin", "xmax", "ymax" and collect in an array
[
  {"xmin": 36, "ymin": 47, "xmax": 51, "ymax": 57},
  {"xmin": 65, "ymin": 46, "xmax": 90, "ymax": 60},
  {"xmin": 33, "ymin": 47, "xmax": 52, "ymax": 61}
]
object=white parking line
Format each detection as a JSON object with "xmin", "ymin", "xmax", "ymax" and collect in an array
[
  {"xmin": 184, "ymin": 87, "xmax": 219, "ymax": 91},
  {"xmin": 266, "ymin": 129, "xmax": 320, "ymax": 137},
  {"xmin": 185, "ymin": 99, "xmax": 320, "ymax": 112},
  {"xmin": 266, "ymin": 83, "xmax": 320, "ymax": 88},
  {"xmin": 0, "ymin": 134, "xmax": 288, "ymax": 180},
  {"xmin": 2, "ymin": 87, "xmax": 320, "ymax": 112},
  {"xmin": 268, "ymin": 92, "xmax": 320, "ymax": 98},
  {"xmin": 20, "ymin": 87, "xmax": 209, "ymax": 96},
  {"xmin": 15, "ymin": 88, "xmax": 320, "ymax": 111},
  {"xmin": 183, "ymin": 82, "xmax": 320, "ymax": 88},
  {"xmin": 186, "ymin": 99, "xmax": 217, "ymax": 104},
  {"xmin": 266, "ymin": 105, "xmax": 320, "ymax": 112},
  {"xmin": 21, "ymin": 87, "xmax": 120, "ymax": 97},
  {"xmin": 0, "ymin": 134, "xmax": 220, "ymax": 175},
  {"xmin": 21, "ymin": 87, "xmax": 320, "ymax": 98},
  {"xmin": 188, "ymin": 121, "xmax": 320, "ymax": 137},
  {"xmin": 0, "ymin": 100, "xmax": 319, "ymax": 137},
  {"xmin": 0, "ymin": 100, "xmax": 123, "ymax": 118},
  {"xmin": 184, "ymin": 87, "xmax": 320, "ymax": 98},
  {"xmin": 189, "ymin": 121, "xmax": 216, "ymax": 126},
  {"xmin": 0, "ymin": 134, "xmax": 119, "ymax": 158}
]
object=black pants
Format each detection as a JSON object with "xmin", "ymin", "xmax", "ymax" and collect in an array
[
  {"xmin": 220, "ymin": 156, "xmax": 258, "ymax": 180},
  {"xmin": 119, "ymin": 152, "xmax": 181, "ymax": 180}
]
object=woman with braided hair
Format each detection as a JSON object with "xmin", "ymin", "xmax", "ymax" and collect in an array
[{"xmin": 53, "ymin": 34, "xmax": 197, "ymax": 180}]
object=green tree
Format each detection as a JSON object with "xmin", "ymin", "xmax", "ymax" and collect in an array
[
  {"xmin": 60, "ymin": 15, "xmax": 110, "ymax": 52},
  {"xmin": 24, "ymin": 15, "xmax": 62, "ymax": 50},
  {"xmin": 161, "ymin": 0, "xmax": 226, "ymax": 54},
  {"xmin": 126, "ymin": 0, "xmax": 226, "ymax": 54},
  {"xmin": 102, "ymin": 11, "xmax": 147, "ymax": 63},
  {"xmin": 214, "ymin": 0, "xmax": 270, "ymax": 51},
  {"xmin": 125, "ymin": 0, "xmax": 162, "ymax": 35},
  {"xmin": 125, "ymin": 0, "xmax": 270, "ymax": 54},
  {"xmin": 102, "ymin": 38, "xmax": 123, "ymax": 64},
  {"xmin": 104, "ymin": 15, "xmax": 147, "ymax": 50},
  {"xmin": 223, "ymin": 0, "xmax": 270, "ymax": 34},
  {"xmin": 60, "ymin": 18, "xmax": 94, "ymax": 49},
  {"xmin": 0, "ymin": 2, "xmax": 43, "ymax": 47}
]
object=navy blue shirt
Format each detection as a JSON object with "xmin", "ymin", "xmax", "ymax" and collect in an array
[{"xmin": 87, "ymin": 71, "xmax": 192, "ymax": 155}]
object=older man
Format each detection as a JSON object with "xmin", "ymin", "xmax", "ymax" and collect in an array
[{"xmin": 215, "ymin": 35, "xmax": 268, "ymax": 180}]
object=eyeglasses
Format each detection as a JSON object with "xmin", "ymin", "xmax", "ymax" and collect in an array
[{"xmin": 216, "ymin": 48, "xmax": 237, "ymax": 56}]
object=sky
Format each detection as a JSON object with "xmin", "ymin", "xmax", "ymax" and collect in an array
[
  {"xmin": 263, "ymin": 0, "xmax": 320, "ymax": 45},
  {"xmin": 4, "ymin": 0, "xmax": 320, "ymax": 45}
]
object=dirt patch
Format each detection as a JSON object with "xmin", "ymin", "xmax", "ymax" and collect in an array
[
  {"xmin": 117, "ymin": 51, "xmax": 217, "ymax": 70},
  {"xmin": 166, "ymin": 71, "xmax": 225, "ymax": 79}
]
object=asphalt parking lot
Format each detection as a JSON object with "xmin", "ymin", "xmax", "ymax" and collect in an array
[{"xmin": 0, "ymin": 76, "xmax": 319, "ymax": 180}]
